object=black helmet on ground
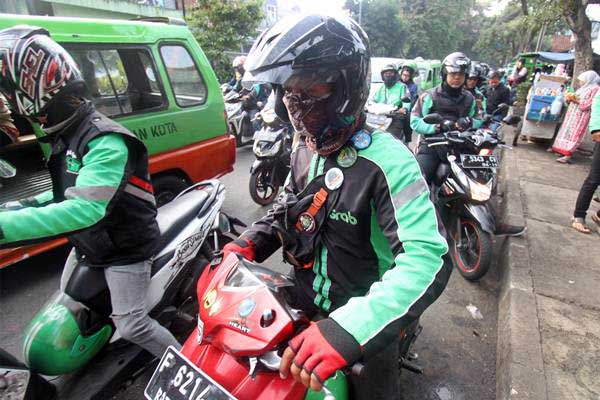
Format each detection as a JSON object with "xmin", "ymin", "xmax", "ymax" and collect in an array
[
  {"xmin": 381, "ymin": 63, "xmax": 399, "ymax": 88},
  {"xmin": 441, "ymin": 52, "xmax": 471, "ymax": 82},
  {"xmin": 242, "ymin": 14, "xmax": 370, "ymax": 155}
]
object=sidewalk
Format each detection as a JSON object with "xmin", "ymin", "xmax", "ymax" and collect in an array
[{"xmin": 496, "ymin": 130, "xmax": 600, "ymax": 400}]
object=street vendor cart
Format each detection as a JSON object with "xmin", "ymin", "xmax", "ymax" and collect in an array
[{"xmin": 520, "ymin": 73, "xmax": 569, "ymax": 140}]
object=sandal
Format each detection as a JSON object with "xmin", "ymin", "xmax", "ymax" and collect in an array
[
  {"xmin": 556, "ymin": 156, "xmax": 571, "ymax": 164},
  {"xmin": 572, "ymin": 218, "xmax": 591, "ymax": 234},
  {"xmin": 591, "ymin": 213, "xmax": 600, "ymax": 226},
  {"xmin": 547, "ymin": 147, "xmax": 555, "ymax": 153}
]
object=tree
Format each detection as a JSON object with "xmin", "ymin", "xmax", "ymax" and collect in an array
[
  {"xmin": 186, "ymin": 0, "xmax": 264, "ymax": 82},
  {"xmin": 344, "ymin": 0, "xmax": 406, "ymax": 57}
]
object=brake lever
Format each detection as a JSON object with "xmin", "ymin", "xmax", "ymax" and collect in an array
[{"xmin": 428, "ymin": 141, "xmax": 449, "ymax": 147}]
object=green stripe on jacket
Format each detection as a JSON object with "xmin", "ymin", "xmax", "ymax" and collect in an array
[{"xmin": 329, "ymin": 131, "xmax": 448, "ymax": 346}]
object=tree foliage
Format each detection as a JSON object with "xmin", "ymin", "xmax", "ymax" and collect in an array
[
  {"xmin": 345, "ymin": 0, "xmax": 487, "ymax": 61},
  {"xmin": 186, "ymin": 0, "xmax": 264, "ymax": 82}
]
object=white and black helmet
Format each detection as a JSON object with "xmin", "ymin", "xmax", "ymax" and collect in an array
[
  {"xmin": 441, "ymin": 52, "xmax": 471, "ymax": 81},
  {"xmin": 0, "ymin": 25, "xmax": 85, "ymax": 118}
]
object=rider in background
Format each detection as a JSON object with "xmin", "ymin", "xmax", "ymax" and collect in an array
[
  {"xmin": 400, "ymin": 62, "xmax": 419, "ymax": 103},
  {"xmin": 0, "ymin": 26, "xmax": 179, "ymax": 358},
  {"xmin": 371, "ymin": 64, "xmax": 412, "ymax": 143},
  {"xmin": 411, "ymin": 52, "xmax": 526, "ymax": 237},
  {"xmin": 485, "ymin": 70, "xmax": 511, "ymax": 119},
  {"xmin": 465, "ymin": 63, "xmax": 486, "ymax": 118}
]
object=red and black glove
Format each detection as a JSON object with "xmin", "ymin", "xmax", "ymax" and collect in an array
[
  {"xmin": 279, "ymin": 319, "xmax": 362, "ymax": 391},
  {"xmin": 222, "ymin": 238, "xmax": 256, "ymax": 261}
]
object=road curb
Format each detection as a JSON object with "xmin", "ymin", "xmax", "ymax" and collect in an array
[{"xmin": 495, "ymin": 132, "xmax": 547, "ymax": 400}]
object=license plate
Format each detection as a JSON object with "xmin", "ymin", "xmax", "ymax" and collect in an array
[
  {"xmin": 460, "ymin": 154, "xmax": 499, "ymax": 168},
  {"xmin": 144, "ymin": 346, "xmax": 236, "ymax": 400}
]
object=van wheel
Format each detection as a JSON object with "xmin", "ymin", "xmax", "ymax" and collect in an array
[{"xmin": 152, "ymin": 175, "xmax": 189, "ymax": 207}]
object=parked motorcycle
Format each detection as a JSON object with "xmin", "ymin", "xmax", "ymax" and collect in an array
[
  {"xmin": 421, "ymin": 109, "xmax": 520, "ymax": 281},
  {"xmin": 0, "ymin": 180, "xmax": 244, "ymax": 400},
  {"xmin": 249, "ymin": 101, "xmax": 293, "ymax": 206},
  {"xmin": 144, "ymin": 253, "xmax": 423, "ymax": 400},
  {"xmin": 224, "ymin": 90, "xmax": 260, "ymax": 147}
]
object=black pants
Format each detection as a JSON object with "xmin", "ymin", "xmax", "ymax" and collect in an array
[
  {"xmin": 284, "ymin": 281, "xmax": 400, "ymax": 400},
  {"xmin": 348, "ymin": 337, "xmax": 400, "ymax": 400},
  {"xmin": 415, "ymin": 144, "xmax": 444, "ymax": 185},
  {"xmin": 574, "ymin": 142, "xmax": 600, "ymax": 219}
]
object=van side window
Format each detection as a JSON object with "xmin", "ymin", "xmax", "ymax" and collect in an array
[
  {"xmin": 66, "ymin": 46, "xmax": 166, "ymax": 117},
  {"xmin": 160, "ymin": 45, "xmax": 207, "ymax": 107}
]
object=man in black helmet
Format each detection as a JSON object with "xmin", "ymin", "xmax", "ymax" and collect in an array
[
  {"xmin": 0, "ymin": 27, "xmax": 179, "ymax": 358},
  {"xmin": 465, "ymin": 63, "xmax": 486, "ymax": 117},
  {"xmin": 411, "ymin": 52, "xmax": 525, "ymax": 237},
  {"xmin": 216, "ymin": 14, "xmax": 452, "ymax": 399}
]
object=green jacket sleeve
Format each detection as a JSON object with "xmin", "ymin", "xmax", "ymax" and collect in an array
[
  {"xmin": 330, "ymin": 133, "xmax": 451, "ymax": 354},
  {"xmin": 0, "ymin": 134, "xmax": 128, "ymax": 245},
  {"xmin": 410, "ymin": 93, "xmax": 437, "ymax": 135},
  {"xmin": 590, "ymin": 91, "xmax": 600, "ymax": 133}
]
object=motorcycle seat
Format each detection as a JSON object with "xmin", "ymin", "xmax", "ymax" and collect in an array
[{"xmin": 154, "ymin": 188, "xmax": 211, "ymax": 253}]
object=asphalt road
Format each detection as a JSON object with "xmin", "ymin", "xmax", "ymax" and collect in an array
[{"xmin": 0, "ymin": 145, "xmax": 499, "ymax": 400}]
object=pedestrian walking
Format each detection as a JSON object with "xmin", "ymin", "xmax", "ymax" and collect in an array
[
  {"xmin": 551, "ymin": 71, "xmax": 600, "ymax": 164},
  {"xmin": 571, "ymin": 90, "xmax": 600, "ymax": 234}
]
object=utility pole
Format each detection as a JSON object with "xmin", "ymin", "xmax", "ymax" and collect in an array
[{"xmin": 358, "ymin": 0, "xmax": 362, "ymax": 25}]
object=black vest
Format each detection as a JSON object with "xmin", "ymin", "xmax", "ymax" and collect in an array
[
  {"xmin": 45, "ymin": 108, "xmax": 160, "ymax": 267},
  {"xmin": 428, "ymin": 85, "xmax": 475, "ymax": 122}
]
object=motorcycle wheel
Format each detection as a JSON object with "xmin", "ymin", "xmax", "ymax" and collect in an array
[
  {"xmin": 249, "ymin": 166, "xmax": 279, "ymax": 206},
  {"xmin": 450, "ymin": 219, "xmax": 493, "ymax": 281}
]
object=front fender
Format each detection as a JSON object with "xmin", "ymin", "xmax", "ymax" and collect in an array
[
  {"xmin": 463, "ymin": 203, "xmax": 495, "ymax": 233},
  {"xmin": 249, "ymin": 159, "xmax": 263, "ymax": 174}
]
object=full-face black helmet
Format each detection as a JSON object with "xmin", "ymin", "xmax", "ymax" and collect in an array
[{"xmin": 242, "ymin": 14, "xmax": 370, "ymax": 154}]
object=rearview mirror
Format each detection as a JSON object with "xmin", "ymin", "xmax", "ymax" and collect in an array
[{"xmin": 423, "ymin": 113, "xmax": 442, "ymax": 124}]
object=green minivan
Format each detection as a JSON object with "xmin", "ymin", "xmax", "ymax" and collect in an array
[
  {"xmin": 0, "ymin": 14, "xmax": 236, "ymax": 268},
  {"xmin": 416, "ymin": 59, "xmax": 442, "ymax": 91}
]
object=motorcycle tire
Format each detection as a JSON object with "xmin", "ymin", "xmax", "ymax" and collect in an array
[
  {"xmin": 450, "ymin": 219, "xmax": 493, "ymax": 281},
  {"xmin": 152, "ymin": 175, "xmax": 190, "ymax": 207},
  {"xmin": 249, "ymin": 166, "xmax": 279, "ymax": 206}
]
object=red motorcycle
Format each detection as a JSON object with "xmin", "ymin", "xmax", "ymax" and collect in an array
[{"xmin": 144, "ymin": 253, "xmax": 422, "ymax": 400}]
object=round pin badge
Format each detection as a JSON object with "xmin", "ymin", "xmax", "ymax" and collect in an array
[
  {"xmin": 297, "ymin": 212, "xmax": 316, "ymax": 233},
  {"xmin": 325, "ymin": 167, "xmax": 345, "ymax": 190},
  {"xmin": 337, "ymin": 146, "xmax": 358, "ymax": 168},
  {"xmin": 351, "ymin": 130, "xmax": 372, "ymax": 150}
]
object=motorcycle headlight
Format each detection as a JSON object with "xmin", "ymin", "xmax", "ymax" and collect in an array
[
  {"xmin": 469, "ymin": 180, "xmax": 493, "ymax": 202},
  {"xmin": 262, "ymin": 110, "xmax": 277, "ymax": 124},
  {"xmin": 254, "ymin": 140, "xmax": 281, "ymax": 157}
]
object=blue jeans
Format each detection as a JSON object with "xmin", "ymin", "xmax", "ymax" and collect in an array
[{"xmin": 61, "ymin": 250, "xmax": 180, "ymax": 358}]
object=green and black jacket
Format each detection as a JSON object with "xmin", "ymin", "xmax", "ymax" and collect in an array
[
  {"xmin": 0, "ymin": 106, "xmax": 159, "ymax": 267},
  {"xmin": 241, "ymin": 131, "xmax": 452, "ymax": 356},
  {"xmin": 410, "ymin": 85, "xmax": 481, "ymax": 136}
]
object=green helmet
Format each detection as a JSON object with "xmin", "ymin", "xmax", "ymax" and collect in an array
[{"xmin": 22, "ymin": 292, "xmax": 112, "ymax": 375}]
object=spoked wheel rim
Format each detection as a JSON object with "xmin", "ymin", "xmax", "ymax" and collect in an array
[{"xmin": 453, "ymin": 220, "xmax": 482, "ymax": 274}]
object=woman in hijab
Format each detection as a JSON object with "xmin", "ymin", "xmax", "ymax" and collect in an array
[{"xmin": 551, "ymin": 70, "xmax": 600, "ymax": 163}]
